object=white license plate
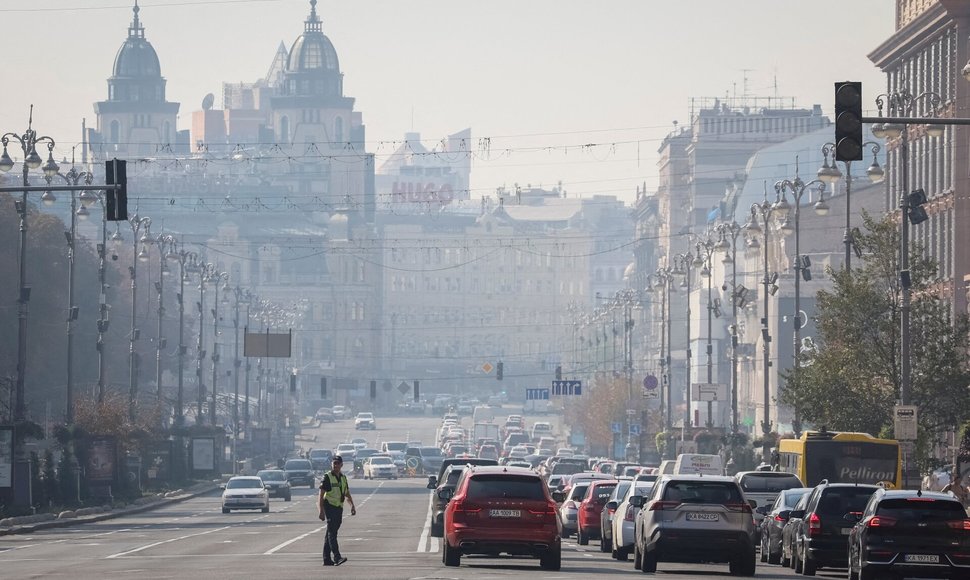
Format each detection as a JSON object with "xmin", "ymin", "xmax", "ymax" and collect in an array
[
  {"xmin": 841, "ymin": 528, "xmax": 852, "ymax": 535},
  {"xmin": 686, "ymin": 512, "xmax": 719, "ymax": 521},
  {"xmin": 490, "ymin": 509, "xmax": 521, "ymax": 518},
  {"xmin": 904, "ymin": 554, "xmax": 939, "ymax": 563}
]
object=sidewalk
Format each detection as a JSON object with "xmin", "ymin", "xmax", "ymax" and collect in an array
[{"xmin": 0, "ymin": 480, "xmax": 222, "ymax": 537}]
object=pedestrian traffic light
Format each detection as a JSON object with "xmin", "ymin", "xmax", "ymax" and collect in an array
[
  {"xmin": 834, "ymin": 81, "xmax": 863, "ymax": 161},
  {"xmin": 555, "ymin": 365, "xmax": 562, "ymax": 381},
  {"xmin": 370, "ymin": 380, "xmax": 377, "ymax": 399},
  {"xmin": 413, "ymin": 380, "xmax": 420, "ymax": 402},
  {"xmin": 496, "ymin": 361, "xmax": 504, "ymax": 381},
  {"xmin": 104, "ymin": 158, "xmax": 128, "ymax": 221},
  {"xmin": 320, "ymin": 377, "xmax": 327, "ymax": 398}
]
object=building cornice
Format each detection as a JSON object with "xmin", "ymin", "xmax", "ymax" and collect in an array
[{"xmin": 869, "ymin": 2, "xmax": 954, "ymax": 69}]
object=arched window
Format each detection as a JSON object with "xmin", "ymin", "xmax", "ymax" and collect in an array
[
  {"xmin": 334, "ymin": 117, "xmax": 344, "ymax": 143},
  {"xmin": 280, "ymin": 116, "xmax": 289, "ymax": 143},
  {"xmin": 110, "ymin": 120, "xmax": 120, "ymax": 143}
]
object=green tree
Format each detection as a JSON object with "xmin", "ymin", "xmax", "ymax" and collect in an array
[{"xmin": 782, "ymin": 213, "xmax": 970, "ymax": 464}]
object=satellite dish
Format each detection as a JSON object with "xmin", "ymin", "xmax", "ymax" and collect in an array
[{"xmin": 202, "ymin": 93, "xmax": 215, "ymax": 111}]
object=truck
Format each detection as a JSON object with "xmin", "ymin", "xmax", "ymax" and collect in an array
[
  {"xmin": 472, "ymin": 405, "xmax": 495, "ymax": 423},
  {"xmin": 523, "ymin": 398, "xmax": 552, "ymax": 415},
  {"xmin": 473, "ymin": 422, "xmax": 500, "ymax": 446}
]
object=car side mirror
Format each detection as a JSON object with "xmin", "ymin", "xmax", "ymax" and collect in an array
[
  {"xmin": 629, "ymin": 495, "xmax": 645, "ymax": 508},
  {"xmin": 778, "ymin": 510, "xmax": 791, "ymax": 521},
  {"xmin": 606, "ymin": 500, "xmax": 618, "ymax": 511},
  {"xmin": 844, "ymin": 512, "xmax": 862, "ymax": 523},
  {"xmin": 426, "ymin": 476, "xmax": 438, "ymax": 489},
  {"xmin": 551, "ymin": 490, "xmax": 565, "ymax": 503},
  {"xmin": 437, "ymin": 488, "xmax": 453, "ymax": 501},
  {"xmin": 756, "ymin": 505, "xmax": 770, "ymax": 515},
  {"xmin": 219, "ymin": 484, "xmax": 226, "ymax": 490},
  {"xmin": 748, "ymin": 499, "xmax": 759, "ymax": 510},
  {"xmin": 790, "ymin": 509, "xmax": 805, "ymax": 519}
]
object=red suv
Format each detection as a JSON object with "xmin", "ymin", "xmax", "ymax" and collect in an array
[
  {"xmin": 441, "ymin": 465, "xmax": 562, "ymax": 570},
  {"xmin": 576, "ymin": 479, "xmax": 618, "ymax": 545}
]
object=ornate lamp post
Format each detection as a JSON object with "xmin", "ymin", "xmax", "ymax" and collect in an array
[
  {"xmin": 745, "ymin": 188, "xmax": 781, "ymax": 460},
  {"xmin": 194, "ymin": 262, "xmax": 215, "ymax": 423},
  {"xmin": 111, "ymin": 213, "xmax": 153, "ymax": 422},
  {"xmin": 715, "ymin": 221, "xmax": 744, "ymax": 433},
  {"xmin": 693, "ymin": 235, "xmax": 720, "ymax": 429},
  {"xmin": 42, "ymin": 156, "xmax": 92, "ymax": 424},
  {"xmin": 209, "ymin": 271, "xmax": 229, "ymax": 425},
  {"xmin": 77, "ymin": 191, "xmax": 111, "ymax": 402},
  {"xmin": 652, "ymin": 265, "xmax": 676, "ymax": 458},
  {"xmin": 672, "ymin": 251, "xmax": 694, "ymax": 433},
  {"xmin": 152, "ymin": 234, "xmax": 177, "ymax": 404},
  {"xmin": 817, "ymin": 142, "xmax": 885, "ymax": 271},
  {"xmin": 0, "ymin": 107, "xmax": 58, "ymax": 424},
  {"xmin": 168, "ymin": 244, "xmax": 198, "ymax": 425}
]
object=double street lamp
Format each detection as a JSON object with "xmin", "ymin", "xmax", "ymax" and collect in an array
[
  {"xmin": 169, "ymin": 243, "xmax": 198, "ymax": 426},
  {"xmin": 153, "ymin": 234, "xmax": 177, "ymax": 404},
  {"xmin": 693, "ymin": 235, "xmax": 720, "ymax": 429},
  {"xmin": 651, "ymin": 265, "xmax": 676, "ymax": 458},
  {"xmin": 714, "ymin": 221, "xmax": 744, "ymax": 433},
  {"xmin": 672, "ymin": 251, "xmax": 694, "ymax": 433}
]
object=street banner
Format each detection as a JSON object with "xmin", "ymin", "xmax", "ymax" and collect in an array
[
  {"xmin": 86, "ymin": 437, "xmax": 117, "ymax": 483},
  {"xmin": 0, "ymin": 426, "xmax": 12, "ymax": 488}
]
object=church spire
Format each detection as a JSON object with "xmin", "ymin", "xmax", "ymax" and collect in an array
[
  {"xmin": 128, "ymin": 1, "xmax": 145, "ymax": 39},
  {"xmin": 305, "ymin": 0, "xmax": 322, "ymax": 33}
]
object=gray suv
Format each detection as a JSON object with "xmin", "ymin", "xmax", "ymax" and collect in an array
[{"xmin": 631, "ymin": 475, "xmax": 756, "ymax": 575}]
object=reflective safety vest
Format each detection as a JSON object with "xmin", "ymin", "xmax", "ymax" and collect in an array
[{"xmin": 322, "ymin": 471, "xmax": 348, "ymax": 507}]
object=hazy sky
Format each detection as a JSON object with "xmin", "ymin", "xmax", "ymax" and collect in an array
[{"xmin": 0, "ymin": 0, "xmax": 894, "ymax": 204}]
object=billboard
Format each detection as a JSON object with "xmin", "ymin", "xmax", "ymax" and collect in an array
[
  {"xmin": 191, "ymin": 437, "xmax": 216, "ymax": 471},
  {"xmin": 0, "ymin": 426, "xmax": 12, "ymax": 488},
  {"xmin": 86, "ymin": 437, "xmax": 118, "ymax": 483}
]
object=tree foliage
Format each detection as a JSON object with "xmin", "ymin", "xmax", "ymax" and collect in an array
[
  {"xmin": 564, "ymin": 373, "xmax": 636, "ymax": 454},
  {"xmin": 782, "ymin": 213, "xmax": 970, "ymax": 455}
]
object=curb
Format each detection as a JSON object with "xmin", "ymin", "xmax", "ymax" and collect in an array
[{"xmin": 0, "ymin": 482, "xmax": 222, "ymax": 537}]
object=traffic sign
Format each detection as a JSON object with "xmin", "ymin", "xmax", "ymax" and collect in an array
[
  {"xmin": 397, "ymin": 381, "xmax": 410, "ymax": 394},
  {"xmin": 691, "ymin": 383, "xmax": 727, "ymax": 402},
  {"xmin": 894, "ymin": 405, "xmax": 918, "ymax": 440},
  {"xmin": 611, "ymin": 422, "xmax": 623, "ymax": 434},
  {"xmin": 551, "ymin": 380, "xmax": 582, "ymax": 396},
  {"xmin": 629, "ymin": 424, "xmax": 641, "ymax": 436},
  {"xmin": 481, "ymin": 362, "xmax": 494, "ymax": 374},
  {"xmin": 526, "ymin": 388, "xmax": 551, "ymax": 401},
  {"xmin": 643, "ymin": 375, "xmax": 658, "ymax": 390}
]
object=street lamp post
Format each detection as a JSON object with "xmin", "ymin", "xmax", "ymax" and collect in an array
[
  {"xmin": 817, "ymin": 143, "xmax": 885, "ymax": 271},
  {"xmin": 77, "ymin": 191, "xmax": 111, "ymax": 403},
  {"xmin": 745, "ymin": 189, "xmax": 779, "ymax": 460},
  {"xmin": 153, "ymin": 234, "xmax": 177, "ymax": 404},
  {"xmin": 870, "ymin": 86, "xmax": 943, "ymax": 409},
  {"xmin": 774, "ymin": 159, "xmax": 829, "ymax": 437},
  {"xmin": 715, "ymin": 221, "xmax": 744, "ymax": 433},
  {"xmin": 653, "ymin": 265, "xmax": 676, "ymax": 458},
  {"xmin": 227, "ymin": 286, "xmax": 248, "ymax": 440},
  {"xmin": 673, "ymin": 251, "xmax": 694, "ymax": 434},
  {"xmin": 118, "ymin": 214, "xmax": 153, "ymax": 423},
  {"xmin": 195, "ymin": 262, "xmax": 215, "ymax": 424},
  {"xmin": 694, "ymin": 236, "xmax": 720, "ymax": 429},
  {"xmin": 0, "ymin": 107, "xmax": 58, "ymax": 425},
  {"xmin": 170, "ymin": 245, "xmax": 198, "ymax": 426},
  {"xmin": 210, "ymin": 272, "xmax": 228, "ymax": 426},
  {"xmin": 43, "ymin": 157, "xmax": 92, "ymax": 424}
]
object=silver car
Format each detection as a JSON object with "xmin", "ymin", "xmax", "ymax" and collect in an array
[
  {"xmin": 632, "ymin": 475, "xmax": 756, "ymax": 575},
  {"xmin": 558, "ymin": 482, "xmax": 590, "ymax": 538},
  {"xmin": 610, "ymin": 479, "xmax": 654, "ymax": 560}
]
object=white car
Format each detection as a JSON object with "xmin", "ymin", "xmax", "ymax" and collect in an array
[
  {"xmin": 354, "ymin": 412, "xmax": 376, "ymax": 430},
  {"xmin": 222, "ymin": 476, "xmax": 269, "ymax": 514},
  {"xmin": 610, "ymin": 479, "xmax": 654, "ymax": 560},
  {"xmin": 362, "ymin": 455, "xmax": 398, "ymax": 480},
  {"xmin": 331, "ymin": 405, "xmax": 350, "ymax": 420}
]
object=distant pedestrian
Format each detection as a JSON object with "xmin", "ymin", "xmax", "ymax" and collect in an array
[
  {"xmin": 318, "ymin": 455, "xmax": 356, "ymax": 566},
  {"xmin": 942, "ymin": 471, "xmax": 969, "ymax": 510}
]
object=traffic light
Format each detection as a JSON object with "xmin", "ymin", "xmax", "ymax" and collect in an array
[
  {"xmin": 834, "ymin": 81, "xmax": 863, "ymax": 161},
  {"xmin": 413, "ymin": 380, "xmax": 420, "ymax": 402},
  {"xmin": 907, "ymin": 188, "xmax": 928, "ymax": 225},
  {"xmin": 104, "ymin": 158, "xmax": 128, "ymax": 221},
  {"xmin": 289, "ymin": 373, "xmax": 297, "ymax": 393},
  {"xmin": 555, "ymin": 365, "xmax": 562, "ymax": 381},
  {"xmin": 496, "ymin": 361, "xmax": 504, "ymax": 381},
  {"xmin": 320, "ymin": 377, "xmax": 327, "ymax": 398},
  {"xmin": 370, "ymin": 380, "xmax": 377, "ymax": 399}
]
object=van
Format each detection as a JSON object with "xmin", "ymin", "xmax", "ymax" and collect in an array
[
  {"xmin": 472, "ymin": 405, "xmax": 495, "ymax": 423},
  {"xmin": 658, "ymin": 460, "xmax": 676, "ymax": 475},
  {"xmin": 672, "ymin": 453, "xmax": 723, "ymax": 476},
  {"xmin": 531, "ymin": 422, "xmax": 553, "ymax": 441}
]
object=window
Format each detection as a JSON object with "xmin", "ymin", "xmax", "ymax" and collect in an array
[
  {"xmin": 334, "ymin": 117, "xmax": 344, "ymax": 142},
  {"xmin": 110, "ymin": 120, "xmax": 120, "ymax": 143},
  {"xmin": 280, "ymin": 116, "xmax": 290, "ymax": 142},
  {"xmin": 467, "ymin": 474, "xmax": 545, "ymax": 500}
]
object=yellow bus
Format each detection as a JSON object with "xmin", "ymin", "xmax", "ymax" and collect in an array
[{"xmin": 775, "ymin": 430, "xmax": 902, "ymax": 488}]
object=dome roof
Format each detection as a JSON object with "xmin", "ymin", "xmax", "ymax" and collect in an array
[
  {"xmin": 287, "ymin": 0, "xmax": 340, "ymax": 73},
  {"xmin": 112, "ymin": 3, "xmax": 161, "ymax": 78}
]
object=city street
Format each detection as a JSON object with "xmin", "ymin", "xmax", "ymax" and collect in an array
[{"xmin": 0, "ymin": 410, "xmax": 846, "ymax": 579}]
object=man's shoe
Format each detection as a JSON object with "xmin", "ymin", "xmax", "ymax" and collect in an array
[
  {"xmin": 334, "ymin": 557, "xmax": 348, "ymax": 566},
  {"xmin": 323, "ymin": 561, "xmax": 334, "ymax": 566}
]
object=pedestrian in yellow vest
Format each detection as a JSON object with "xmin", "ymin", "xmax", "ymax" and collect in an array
[{"xmin": 318, "ymin": 455, "xmax": 356, "ymax": 565}]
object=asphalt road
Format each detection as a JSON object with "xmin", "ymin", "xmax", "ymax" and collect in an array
[{"xmin": 0, "ymin": 408, "xmax": 841, "ymax": 579}]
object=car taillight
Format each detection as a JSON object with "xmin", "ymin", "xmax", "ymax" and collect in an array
[
  {"xmin": 774, "ymin": 514, "xmax": 786, "ymax": 522},
  {"xmin": 565, "ymin": 500, "xmax": 576, "ymax": 509},
  {"xmin": 865, "ymin": 515, "xmax": 897, "ymax": 528},
  {"xmin": 724, "ymin": 503, "xmax": 752, "ymax": 514},
  {"xmin": 650, "ymin": 501, "xmax": 681, "ymax": 511},
  {"xmin": 624, "ymin": 505, "xmax": 636, "ymax": 521},
  {"xmin": 808, "ymin": 512, "xmax": 822, "ymax": 536},
  {"xmin": 529, "ymin": 503, "xmax": 559, "ymax": 521},
  {"xmin": 946, "ymin": 519, "xmax": 970, "ymax": 531},
  {"xmin": 607, "ymin": 506, "xmax": 617, "ymax": 515}
]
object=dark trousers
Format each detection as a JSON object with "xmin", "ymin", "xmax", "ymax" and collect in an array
[{"xmin": 323, "ymin": 502, "xmax": 343, "ymax": 562}]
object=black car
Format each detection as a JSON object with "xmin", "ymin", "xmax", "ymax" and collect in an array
[
  {"xmin": 431, "ymin": 457, "xmax": 499, "ymax": 486},
  {"xmin": 790, "ymin": 481, "xmax": 879, "ymax": 575},
  {"xmin": 307, "ymin": 448, "xmax": 333, "ymax": 471},
  {"xmin": 758, "ymin": 487, "xmax": 811, "ymax": 564},
  {"xmin": 427, "ymin": 464, "xmax": 466, "ymax": 537},
  {"xmin": 256, "ymin": 469, "xmax": 292, "ymax": 501},
  {"xmin": 283, "ymin": 458, "xmax": 316, "ymax": 488},
  {"xmin": 848, "ymin": 489, "xmax": 970, "ymax": 580}
]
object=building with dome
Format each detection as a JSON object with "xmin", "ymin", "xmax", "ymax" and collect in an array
[{"xmin": 88, "ymin": 2, "xmax": 184, "ymax": 159}]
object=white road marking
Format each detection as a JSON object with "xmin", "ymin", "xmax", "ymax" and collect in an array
[
  {"xmin": 105, "ymin": 526, "xmax": 231, "ymax": 559},
  {"xmin": 416, "ymin": 488, "xmax": 433, "ymax": 552}
]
